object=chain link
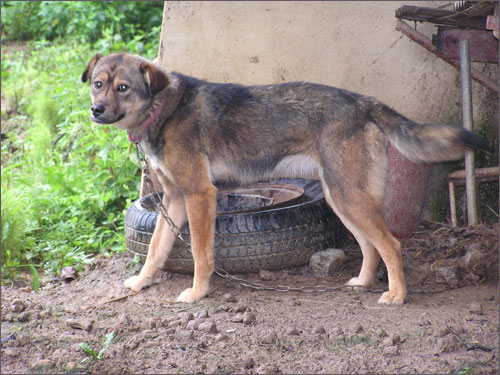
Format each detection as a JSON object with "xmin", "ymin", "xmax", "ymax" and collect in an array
[{"xmin": 131, "ymin": 140, "xmax": 460, "ymax": 297}]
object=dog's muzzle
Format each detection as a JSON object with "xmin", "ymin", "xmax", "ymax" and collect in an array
[{"xmin": 91, "ymin": 104, "xmax": 105, "ymax": 118}]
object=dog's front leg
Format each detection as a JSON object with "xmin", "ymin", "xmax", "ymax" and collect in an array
[
  {"xmin": 176, "ymin": 185, "xmax": 217, "ymax": 303},
  {"xmin": 124, "ymin": 189, "xmax": 187, "ymax": 291}
]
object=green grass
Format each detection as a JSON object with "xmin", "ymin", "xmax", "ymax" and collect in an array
[{"xmin": 1, "ymin": 15, "xmax": 160, "ymax": 279}]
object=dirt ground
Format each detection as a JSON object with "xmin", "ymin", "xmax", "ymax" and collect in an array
[{"xmin": 1, "ymin": 222, "xmax": 498, "ymax": 374}]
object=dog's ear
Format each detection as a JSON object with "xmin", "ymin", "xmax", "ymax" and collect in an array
[
  {"xmin": 81, "ymin": 53, "xmax": 103, "ymax": 83},
  {"xmin": 139, "ymin": 62, "xmax": 169, "ymax": 96}
]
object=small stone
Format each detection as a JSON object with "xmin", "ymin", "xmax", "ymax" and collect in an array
[
  {"xmin": 230, "ymin": 313, "xmax": 244, "ymax": 323},
  {"xmin": 66, "ymin": 362, "xmax": 77, "ymax": 371},
  {"xmin": 165, "ymin": 328, "xmax": 176, "ymax": 335},
  {"xmin": 187, "ymin": 318, "xmax": 206, "ymax": 330},
  {"xmin": 215, "ymin": 304, "xmax": 230, "ymax": 313},
  {"xmin": 383, "ymin": 345, "xmax": 399, "ymax": 356},
  {"xmin": 10, "ymin": 299, "xmax": 25, "ymax": 313},
  {"xmin": 66, "ymin": 318, "xmax": 93, "ymax": 332},
  {"xmin": 32, "ymin": 359, "xmax": 52, "ymax": 369},
  {"xmin": 242, "ymin": 312, "xmax": 256, "ymax": 325},
  {"xmin": 287, "ymin": 328, "xmax": 300, "ymax": 336},
  {"xmin": 215, "ymin": 333, "xmax": 229, "ymax": 342},
  {"xmin": 244, "ymin": 357, "xmax": 255, "ymax": 369},
  {"xmin": 168, "ymin": 320, "xmax": 183, "ymax": 328},
  {"xmin": 259, "ymin": 332, "xmax": 277, "ymax": 345},
  {"xmin": 222, "ymin": 293, "xmax": 237, "ymax": 303},
  {"xmin": 2, "ymin": 348, "xmax": 20, "ymax": 358},
  {"xmin": 469, "ymin": 302, "xmax": 483, "ymax": 315},
  {"xmin": 147, "ymin": 318, "xmax": 158, "ymax": 329},
  {"xmin": 259, "ymin": 270, "xmax": 274, "ymax": 281},
  {"xmin": 463, "ymin": 248, "xmax": 486, "ymax": 276},
  {"xmin": 180, "ymin": 312, "xmax": 194, "ymax": 324},
  {"xmin": 309, "ymin": 248, "xmax": 346, "ymax": 277},
  {"xmin": 198, "ymin": 320, "xmax": 217, "ymax": 333},
  {"xmin": 232, "ymin": 304, "xmax": 248, "ymax": 313},
  {"xmin": 17, "ymin": 311, "xmax": 31, "ymax": 322},
  {"xmin": 431, "ymin": 263, "xmax": 460, "ymax": 286},
  {"xmin": 313, "ymin": 326, "xmax": 326, "ymax": 335},
  {"xmin": 434, "ymin": 336, "xmax": 461, "ymax": 353},
  {"xmin": 194, "ymin": 309, "xmax": 209, "ymax": 319},
  {"xmin": 354, "ymin": 323, "xmax": 364, "ymax": 333}
]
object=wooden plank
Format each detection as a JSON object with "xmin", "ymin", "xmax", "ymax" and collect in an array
[
  {"xmin": 395, "ymin": 5, "xmax": 487, "ymax": 30},
  {"xmin": 436, "ymin": 27, "xmax": 499, "ymax": 63},
  {"xmin": 396, "ymin": 20, "xmax": 499, "ymax": 95}
]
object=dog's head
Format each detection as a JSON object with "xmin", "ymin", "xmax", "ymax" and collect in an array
[{"xmin": 81, "ymin": 53, "xmax": 169, "ymax": 130}]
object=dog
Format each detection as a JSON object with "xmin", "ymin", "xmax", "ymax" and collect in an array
[{"xmin": 82, "ymin": 53, "xmax": 486, "ymax": 305}]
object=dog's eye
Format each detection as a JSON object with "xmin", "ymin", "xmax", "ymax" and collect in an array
[
  {"xmin": 93, "ymin": 81, "xmax": 102, "ymax": 89},
  {"xmin": 117, "ymin": 84, "xmax": 129, "ymax": 93}
]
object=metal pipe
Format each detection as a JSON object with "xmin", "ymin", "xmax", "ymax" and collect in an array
[{"xmin": 459, "ymin": 39, "xmax": 478, "ymax": 226}]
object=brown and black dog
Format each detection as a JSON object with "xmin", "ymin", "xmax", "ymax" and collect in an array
[{"xmin": 82, "ymin": 53, "xmax": 486, "ymax": 304}]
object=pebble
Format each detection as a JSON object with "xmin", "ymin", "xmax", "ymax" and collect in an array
[
  {"xmin": 354, "ymin": 323, "xmax": 364, "ymax": 333},
  {"xmin": 10, "ymin": 299, "xmax": 25, "ymax": 313},
  {"xmin": 309, "ymin": 248, "xmax": 346, "ymax": 277},
  {"xmin": 259, "ymin": 270, "xmax": 274, "ymax": 281},
  {"xmin": 242, "ymin": 312, "xmax": 256, "ymax": 325},
  {"xmin": 17, "ymin": 311, "xmax": 31, "ymax": 322},
  {"xmin": 66, "ymin": 318, "xmax": 93, "ymax": 332},
  {"xmin": 383, "ymin": 345, "xmax": 399, "ymax": 356},
  {"xmin": 313, "ymin": 326, "xmax": 326, "ymax": 335},
  {"xmin": 198, "ymin": 320, "xmax": 217, "ymax": 333},
  {"xmin": 230, "ymin": 313, "xmax": 244, "ymax": 323},
  {"xmin": 434, "ymin": 336, "xmax": 461, "ymax": 353},
  {"xmin": 215, "ymin": 333, "xmax": 229, "ymax": 342},
  {"xmin": 66, "ymin": 362, "xmax": 77, "ymax": 371},
  {"xmin": 259, "ymin": 331, "xmax": 277, "ymax": 345},
  {"xmin": 431, "ymin": 263, "xmax": 460, "ymax": 286},
  {"xmin": 195, "ymin": 309, "xmax": 209, "ymax": 319},
  {"xmin": 222, "ymin": 293, "xmax": 237, "ymax": 303},
  {"xmin": 469, "ymin": 302, "xmax": 484, "ymax": 315},
  {"xmin": 187, "ymin": 318, "xmax": 206, "ymax": 330},
  {"xmin": 232, "ymin": 304, "xmax": 249, "ymax": 313},
  {"xmin": 244, "ymin": 357, "xmax": 255, "ymax": 369}
]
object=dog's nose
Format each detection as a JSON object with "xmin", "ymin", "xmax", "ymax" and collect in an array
[{"xmin": 91, "ymin": 104, "xmax": 105, "ymax": 117}]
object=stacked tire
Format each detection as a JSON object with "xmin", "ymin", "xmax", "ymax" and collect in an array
[{"xmin": 125, "ymin": 179, "xmax": 347, "ymax": 274}]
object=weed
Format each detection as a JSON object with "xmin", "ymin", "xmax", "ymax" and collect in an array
[{"xmin": 80, "ymin": 331, "xmax": 116, "ymax": 361}]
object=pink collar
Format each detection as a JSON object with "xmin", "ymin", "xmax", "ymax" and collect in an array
[{"xmin": 127, "ymin": 99, "xmax": 165, "ymax": 142}]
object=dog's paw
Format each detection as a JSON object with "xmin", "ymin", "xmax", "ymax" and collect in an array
[
  {"xmin": 176, "ymin": 287, "xmax": 207, "ymax": 303},
  {"xmin": 346, "ymin": 277, "xmax": 374, "ymax": 288},
  {"xmin": 378, "ymin": 290, "xmax": 406, "ymax": 305},
  {"xmin": 123, "ymin": 275, "xmax": 151, "ymax": 291}
]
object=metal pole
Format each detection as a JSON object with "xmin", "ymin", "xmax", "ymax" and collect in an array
[{"xmin": 459, "ymin": 39, "xmax": 478, "ymax": 226}]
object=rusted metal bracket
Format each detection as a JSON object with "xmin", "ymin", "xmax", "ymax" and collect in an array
[{"xmin": 396, "ymin": 20, "xmax": 498, "ymax": 94}]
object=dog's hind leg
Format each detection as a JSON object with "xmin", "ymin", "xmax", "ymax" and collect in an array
[
  {"xmin": 176, "ymin": 184, "xmax": 217, "ymax": 303},
  {"xmin": 124, "ymin": 186, "xmax": 187, "ymax": 291},
  {"xmin": 320, "ymin": 175, "xmax": 406, "ymax": 304},
  {"xmin": 318, "ymin": 122, "xmax": 406, "ymax": 304}
]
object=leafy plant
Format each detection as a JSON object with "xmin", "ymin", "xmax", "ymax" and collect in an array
[
  {"xmin": 1, "ymin": 1, "xmax": 161, "ymax": 279},
  {"xmin": 79, "ymin": 331, "xmax": 116, "ymax": 361}
]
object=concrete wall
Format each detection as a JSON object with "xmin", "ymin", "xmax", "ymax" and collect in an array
[{"xmin": 157, "ymin": 1, "xmax": 497, "ymax": 125}]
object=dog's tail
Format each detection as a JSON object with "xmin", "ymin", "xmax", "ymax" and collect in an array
[{"xmin": 365, "ymin": 99, "xmax": 487, "ymax": 163}]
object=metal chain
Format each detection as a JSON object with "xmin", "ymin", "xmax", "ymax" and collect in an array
[{"xmin": 131, "ymin": 140, "xmax": 461, "ymax": 296}]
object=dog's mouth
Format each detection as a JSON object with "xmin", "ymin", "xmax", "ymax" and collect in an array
[{"xmin": 90, "ymin": 113, "xmax": 125, "ymax": 125}]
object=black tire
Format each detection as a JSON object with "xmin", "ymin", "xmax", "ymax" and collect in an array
[{"xmin": 125, "ymin": 179, "xmax": 347, "ymax": 274}]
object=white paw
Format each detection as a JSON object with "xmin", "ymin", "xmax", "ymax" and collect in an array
[
  {"xmin": 176, "ymin": 287, "xmax": 207, "ymax": 303},
  {"xmin": 123, "ymin": 275, "xmax": 152, "ymax": 291},
  {"xmin": 378, "ymin": 290, "xmax": 406, "ymax": 305},
  {"xmin": 346, "ymin": 277, "xmax": 373, "ymax": 288}
]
